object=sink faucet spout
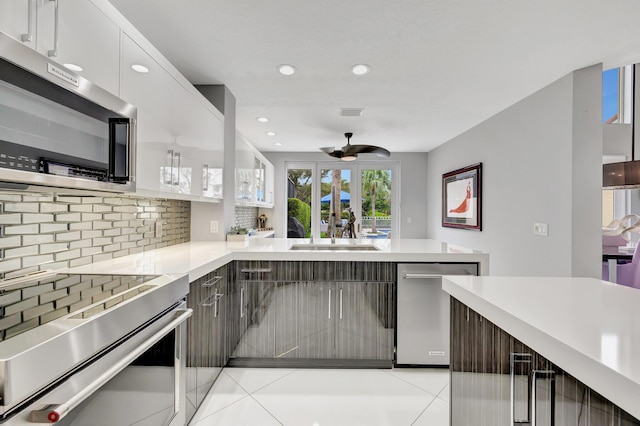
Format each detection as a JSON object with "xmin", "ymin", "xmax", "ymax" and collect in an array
[{"xmin": 329, "ymin": 212, "xmax": 336, "ymax": 244}]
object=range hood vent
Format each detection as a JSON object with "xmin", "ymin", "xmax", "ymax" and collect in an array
[{"xmin": 603, "ymin": 161, "xmax": 640, "ymax": 189}]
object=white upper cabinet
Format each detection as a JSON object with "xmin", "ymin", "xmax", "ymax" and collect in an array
[
  {"xmin": 0, "ymin": 0, "xmax": 121, "ymax": 94},
  {"xmin": 235, "ymin": 134, "xmax": 255, "ymax": 205},
  {"xmin": 235, "ymin": 133, "xmax": 274, "ymax": 208},
  {"xmin": 0, "ymin": 0, "xmax": 37, "ymax": 50},
  {"xmin": 120, "ymin": 33, "xmax": 224, "ymax": 202},
  {"xmin": 120, "ymin": 33, "xmax": 174, "ymax": 196}
]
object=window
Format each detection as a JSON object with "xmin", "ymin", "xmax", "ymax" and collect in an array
[
  {"xmin": 286, "ymin": 161, "xmax": 399, "ymax": 239},
  {"xmin": 603, "ymin": 65, "xmax": 633, "ymax": 124}
]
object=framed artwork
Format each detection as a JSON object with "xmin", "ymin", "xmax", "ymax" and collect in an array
[{"xmin": 442, "ymin": 163, "xmax": 482, "ymax": 231}]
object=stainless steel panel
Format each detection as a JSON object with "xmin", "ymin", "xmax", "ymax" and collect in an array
[
  {"xmin": 396, "ymin": 263, "xmax": 478, "ymax": 365},
  {"xmin": 0, "ymin": 31, "xmax": 136, "ymax": 194},
  {"xmin": 0, "ymin": 273, "xmax": 188, "ymax": 414}
]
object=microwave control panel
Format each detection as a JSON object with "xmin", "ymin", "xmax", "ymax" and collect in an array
[{"xmin": 0, "ymin": 139, "xmax": 107, "ymax": 181}]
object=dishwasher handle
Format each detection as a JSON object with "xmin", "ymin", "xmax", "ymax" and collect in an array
[{"xmin": 403, "ymin": 272, "xmax": 474, "ymax": 279}]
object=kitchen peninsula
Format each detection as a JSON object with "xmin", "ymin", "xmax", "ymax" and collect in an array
[{"xmin": 444, "ymin": 275, "xmax": 640, "ymax": 424}]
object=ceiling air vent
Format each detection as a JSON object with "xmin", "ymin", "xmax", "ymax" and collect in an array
[{"xmin": 339, "ymin": 108, "xmax": 364, "ymax": 117}]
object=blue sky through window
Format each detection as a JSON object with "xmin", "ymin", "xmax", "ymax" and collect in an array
[{"xmin": 603, "ymin": 68, "xmax": 619, "ymax": 123}]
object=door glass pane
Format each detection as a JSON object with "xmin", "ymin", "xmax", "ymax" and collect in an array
[
  {"xmin": 361, "ymin": 169, "xmax": 392, "ymax": 239},
  {"xmin": 320, "ymin": 168, "xmax": 351, "ymax": 238},
  {"xmin": 287, "ymin": 168, "xmax": 312, "ymax": 238}
]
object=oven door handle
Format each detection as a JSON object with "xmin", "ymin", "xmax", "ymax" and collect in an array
[{"xmin": 28, "ymin": 308, "xmax": 193, "ymax": 424}]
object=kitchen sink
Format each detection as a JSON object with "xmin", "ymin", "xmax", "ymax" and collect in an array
[{"xmin": 289, "ymin": 244, "xmax": 381, "ymax": 251}]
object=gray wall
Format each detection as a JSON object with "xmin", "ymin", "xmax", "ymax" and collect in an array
[
  {"xmin": 426, "ymin": 65, "xmax": 602, "ymax": 277},
  {"xmin": 191, "ymin": 85, "xmax": 237, "ymax": 241},
  {"xmin": 261, "ymin": 152, "xmax": 429, "ymax": 239}
]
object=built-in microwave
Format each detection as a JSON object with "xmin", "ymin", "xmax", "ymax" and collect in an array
[{"xmin": 0, "ymin": 31, "xmax": 136, "ymax": 194}]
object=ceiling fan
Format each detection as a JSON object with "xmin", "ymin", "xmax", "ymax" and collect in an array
[{"xmin": 320, "ymin": 132, "xmax": 391, "ymax": 162}]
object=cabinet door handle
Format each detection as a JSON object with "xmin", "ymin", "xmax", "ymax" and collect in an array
[
  {"xmin": 531, "ymin": 370, "xmax": 555, "ymax": 426},
  {"xmin": 240, "ymin": 287, "xmax": 244, "ymax": 318},
  {"xmin": 21, "ymin": 0, "xmax": 34, "ymax": 42},
  {"xmin": 202, "ymin": 164, "xmax": 209, "ymax": 192},
  {"xmin": 240, "ymin": 268, "xmax": 272, "ymax": 273},
  {"xmin": 339, "ymin": 288, "xmax": 343, "ymax": 319},
  {"xmin": 328, "ymin": 289, "xmax": 332, "ymax": 319},
  {"xmin": 47, "ymin": 0, "xmax": 59, "ymax": 58},
  {"xmin": 165, "ymin": 150, "xmax": 174, "ymax": 184},
  {"xmin": 202, "ymin": 275, "xmax": 223, "ymax": 287},
  {"xmin": 510, "ymin": 352, "xmax": 532, "ymax": 424},
  {"xmin": 173, "ymin": 152, "xmax": 181, "ymax": 186}
]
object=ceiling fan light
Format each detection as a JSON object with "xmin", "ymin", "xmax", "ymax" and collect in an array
[{"xmin": 341, "ymin": 155, "xmax": 357, "ymax": 162}]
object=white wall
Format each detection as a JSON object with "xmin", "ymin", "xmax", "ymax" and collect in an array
[
  {"xmin": 426, "ymin": 65, "xmax": 602, "ymax": 277},
  {"xmin": 262, "ymin": 152, "xmax": 429, "ymax": 239},
  {"xmin": 191, "ymin": 85, "xmax": 236, "ymax": 241}
]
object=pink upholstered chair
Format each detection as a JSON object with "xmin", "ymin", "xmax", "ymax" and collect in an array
[
  {"xmin": 602, "ymin": 235, "xmax": 630, "ymax": 281},
  {"xmin": 613, "ymin": 243, "xmax": 640, "ymax": 288}
]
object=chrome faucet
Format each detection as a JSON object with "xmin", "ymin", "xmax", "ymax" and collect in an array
[{"xmin": 329, "ymin": 212, "xmax": 336, "ymax": 244}]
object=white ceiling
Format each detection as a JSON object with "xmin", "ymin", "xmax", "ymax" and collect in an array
[{"xmin": 109, "ymin": 0, "xmax": 640, "ymax": 154}]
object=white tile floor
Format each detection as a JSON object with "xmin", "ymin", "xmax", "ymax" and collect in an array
[{"xmin": 189, "ymin": 368, "xmax": 449, "ymax": 426}]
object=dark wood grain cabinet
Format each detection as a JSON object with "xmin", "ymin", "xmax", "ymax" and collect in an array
[
  {"xmin": 185, "ymin": 263, "xmax": 233, "ymax": 424},
  {"xmin": 229, "ymin": 261, "xmax": 395, "ymax": 367},
  {"xmin": 450, "ymin": 298, "xmax": 640, "ymax": 426}
]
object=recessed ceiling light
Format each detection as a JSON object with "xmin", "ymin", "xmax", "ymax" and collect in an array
[
  {"xmin": 274, "ymin": 142, "xmax": 282, "ymax": 146},
  {"xmin": 277, "ymin": 64, "xmax": 296, "ymax": 76},
  {"xmin": 63, "ymin": 63, "xmax": 83, "ymax": 72},
  {"xmin": 131, "ymin": 64, "xmax": 150, "ymax": 74},
  {"xmin": 351, "ymin": 64, "xmax": 371, "ymax": 76},
  {"xmin": 256, "ymin": 117, "xmax": 269, "ymax": 123},
  {"xmin": 266, "ymin": 131, "xmax": 277, "ymax": 136}
]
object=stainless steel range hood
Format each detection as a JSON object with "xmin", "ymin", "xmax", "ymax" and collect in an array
[{"xmin": 603, "ymin": 161, "xmax": 640, "ymax": 189}]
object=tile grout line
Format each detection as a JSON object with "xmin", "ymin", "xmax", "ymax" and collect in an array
[{"xmin": 380, "ymin": 369, "xmax": 444, "ymax": 397}]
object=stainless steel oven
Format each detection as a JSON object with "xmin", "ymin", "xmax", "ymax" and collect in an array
[{"xmin": 0, "ymin": 271, "xmax": 190, "ymax": 425}]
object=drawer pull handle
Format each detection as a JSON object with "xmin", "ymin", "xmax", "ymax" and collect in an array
[
  {"xmin": 241, "ymin": 268, "xmax": 272, "ymax": 273},
  {"xmin": 202, "ymin": 275, "xmax": 223, "ymax": 287}
]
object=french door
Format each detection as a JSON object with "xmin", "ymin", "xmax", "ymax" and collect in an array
[{"xmin": 286, "ymin": 161, "xmax": 398, "ymax": 240}]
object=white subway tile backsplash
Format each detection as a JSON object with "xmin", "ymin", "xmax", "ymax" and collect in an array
[
  {"xmin": 22, "ymin": 254, "xmax": 54, "ymax": 268},
  {"xmin": 23, "ymin": 303, "xmax": 54, "ymax": 321},
  {"xmin": 54, "ymin": 249, "xmax": 81, "ymax": 262},
  {"xmin": 40, "ymin": 243, "xmax": 69, "ymax": 254},
  {"xmin": 0, "ymin": 195, "xmax": 189, "ymax": 280},
  {"xmin": 40, "ymin": 223, "xmax": 68, "ymax": 233},
  {"xmin": 3, "ymin": 203, "xmax": 39, "ymax": 213},
  {"xmin": 68, "ymin": 204, "xmax": 93, "ymax": 212},
  {"xmin": 81, "ymin": 213, "xmax": 102, "ymax": 221},
  {"xmin": 5, "ymin": 297, "xmax": 38, "ymax": 316},
  {"xmin": 55, "ymin": 213, "xmax": 82, "ymax": 222},
  {"xmin": 40, "ymin": 203, "xmax": 69, "ymax": 213},
  {"xmin": 55, "ymin": 231, "xmax": 82, "ymax": 242},
  {"xmin": 0, "ymin": 236, "xmax": 21, "ymax": 249},
  {"xmin": 0, "ymin": 214, "xmax": 22, "ymax": 225},
  {"xmin": 23, "ymin": 235, "xmax": 54, "ymax": 245},
  {"xmin": 4, "ymin": 246, "xmax": 39, "ymax": 259},
  {"xmin": 23, "ymin": 214, "xmax": 54, "ymax": 224},
  {"xmin": 69, "ymin": 222, "xmax": 92, "ymax": 231},
  {"xmin": 0, "ymin": 259, "xmax": 21, "ymax": 273}
]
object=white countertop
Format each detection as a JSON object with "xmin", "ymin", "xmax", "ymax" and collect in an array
[
  {"xmin": 66, "ymin": 238, "xmax": 489, "ymax": 281},
  {"xmin": 442, "ymin": 275, "xmax": 640, "ymax": 420}
]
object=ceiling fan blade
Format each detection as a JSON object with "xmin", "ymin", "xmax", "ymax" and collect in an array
[
  {"xmin": 327, "ymin": 150, "xmax": 344, "ymax": 159},
  {"xmin": 320, "ymin": 146, "xmax": 336, "ymax": 154},
  {"xmin": 343, "ymin": 144, "xmax": 390, "ymax": 157}
]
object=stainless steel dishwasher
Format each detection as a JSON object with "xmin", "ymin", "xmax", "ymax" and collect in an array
[{"xmin": 396, "ymin": 263, "xmax": 478, "ymax": 366}]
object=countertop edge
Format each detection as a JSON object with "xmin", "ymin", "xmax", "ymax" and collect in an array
[{"xmin": 442, "ymin": 277, "xmax": 640, "ymax": 421}]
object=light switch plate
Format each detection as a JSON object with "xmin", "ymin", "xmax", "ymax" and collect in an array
[
  {"xmin": 210, "ymin": 220, "xmax": 219, "ymax": 233},
  {"xmin": 533, "ymin": 222, "xmax": 548, "ymax": 236},
  {"xmin": 155, "ymin": 221, "xmax": 163, "ymax": 238}
]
